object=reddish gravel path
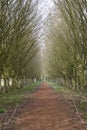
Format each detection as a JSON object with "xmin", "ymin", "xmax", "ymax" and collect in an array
[{"xmin": 13, "ymin": 82, "xmax": 84, "ymax": 130}]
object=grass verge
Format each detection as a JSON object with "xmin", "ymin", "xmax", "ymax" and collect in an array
[
  {"xmin": 48, "ymin": 81, "xmax": 87, "ymax": 121},
  {"xmin": 0, "ymin": 81, "xmax": 41, "ymax": 112}
]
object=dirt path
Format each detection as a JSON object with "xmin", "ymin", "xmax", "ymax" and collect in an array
[{"xmin": 13, "ymin": 82, "xmax": 84, "ymax": 130}]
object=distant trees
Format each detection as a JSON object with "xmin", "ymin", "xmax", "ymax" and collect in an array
[
  {"xmin": 46, "ymin": 0, "xmax": 87, "ymax": 90},
  {"xmin": 0, "ymin": 0, "xmax": 41, "ymax": 93}
]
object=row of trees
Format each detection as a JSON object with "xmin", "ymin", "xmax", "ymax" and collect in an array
[
  {"xmin": 46, "ymin": 0, "xmax": 87, "ymax": 90},
  {"xmin": 0, "ymin": 0, "xmax": 41, "ymax": 93}
]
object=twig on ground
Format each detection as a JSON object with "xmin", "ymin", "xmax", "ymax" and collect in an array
[
  {"xmin": 72, "ymin": 97, "xmax": 87, "ymax": 130},
  {"xmin": 62, "ymin": 89, "xmax": 87, "ymax": 130},
  {"xmin": 2, "ymin": 104, "xmax": 19, "ymax": 130}
]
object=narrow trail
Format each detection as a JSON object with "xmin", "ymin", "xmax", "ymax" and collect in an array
[{"xmin": 13, "ymin": 82, "xmax": 84, "ymax": 130}]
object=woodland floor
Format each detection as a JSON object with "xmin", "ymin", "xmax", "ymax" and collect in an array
[{"xmin": 12, "ymin": 82, "xmax": 84, "ymax": 130}]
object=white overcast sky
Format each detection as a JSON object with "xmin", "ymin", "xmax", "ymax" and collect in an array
[
  {"xmin": 37, "ymin": 0, "xmax": 55, "ymax": 60},
  {"xmin": 37, "ymin": 0, "xmax": 55, "ymax": 75},
  {"xmin": 38, "ymin": 0, "xmax": 54, "ymax": 10},
  {"xmin": 38, "ymin": 0, "xmax": 55, "ymax": 21}
]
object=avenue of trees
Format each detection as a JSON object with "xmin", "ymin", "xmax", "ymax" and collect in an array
[
  {"xmin": 1, "ymin": 0, "xmax": 87, "ymax": 92},
  {"xmin": 0, "ymin": 0, "xmax": 41, "ymax": 93},
  {"xmin": 46, "ymin": 0, "xmax": 87, "ymax": 90}
]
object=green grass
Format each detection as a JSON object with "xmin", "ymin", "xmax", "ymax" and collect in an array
[
  {"xmin": 83, "ymin": 112, "xmax": 87, "ymax": 120},
  {"xmin": 0, "ymin": 81, "xmax": 41, "ymax": 111},
  {"xmin": 0, "ymin": 108, "xmax": 6, "ymax": 113},
  {"xmin": 76, "ymin": 100, "xmax": 87, "ymax": 111},
  {"xmin": 48, "ymin": 81, "xmax": 72, "ymax": 93},
  {"xmin": 48, "ymin": 81, "xmax": 87, "ymax": 120},
  {"xmin": 48, "ymin": 81, "xmax": 82, "ymax": 96},
  {"xmin": 76, "ymin": 100, "xmax": 87, "ymax": 120}
]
